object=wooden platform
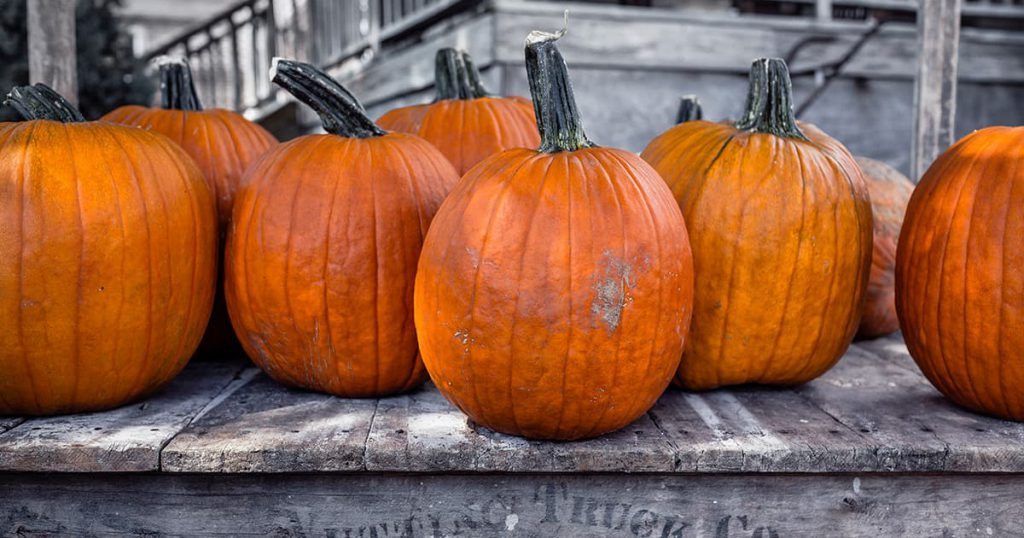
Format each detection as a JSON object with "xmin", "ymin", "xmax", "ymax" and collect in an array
[{"xmin": 3, "ymin": 334, "xmax": 1024, "ymax": 536}]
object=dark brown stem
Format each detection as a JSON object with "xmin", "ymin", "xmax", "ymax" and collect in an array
[
  {"xmin": 524, "ymin": 23, "xmax": 593, "ymax": 153},
  {"xmin": 735, "ymin": 58, "xmax": 807, "ymax": 140},
  {"xmin": 271, "ymin": 58, "xmax": 385, "ymax": 138},
  {"xmin": 157, "ymin": 57, "xmax": 203, "ymax": 111},
  {"xmin": 4, "ymin": 83, "xmax": 85, "ymax": 123}
]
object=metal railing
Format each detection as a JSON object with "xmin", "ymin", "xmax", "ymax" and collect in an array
[{"xmin": 145, "ymin": 0, "xmax": 472, "ymax": 116}]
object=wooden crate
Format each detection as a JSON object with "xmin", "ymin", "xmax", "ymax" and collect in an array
[{"xmin": 3, "ymin": 334, "xmax": 1024, "ymax": 536}]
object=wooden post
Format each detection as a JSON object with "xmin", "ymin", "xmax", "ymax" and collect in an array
[
  {"xmin": 911, "ymin": 0, "xmax": 962, "ymax": 181},
  {"xmin": 27, "ymin": 0, "xmax": 78, "ymax": 106},
  {"xmin": 816, "ymin": 0, "xmax": 832, "ymax": 21}
]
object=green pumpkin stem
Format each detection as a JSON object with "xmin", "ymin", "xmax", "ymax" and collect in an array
[
  {"xmin": 157, "ymin": 57, "xmax": 203, "ymax": 111},
  {"xmin": 4, "ymin": 83, "xmax": 85, "ymax": 123},
  {"xmin": 461, "ymin": 51, "xmax": 492, "ymax": 99},
  {"xmin": 434, "ymin": 48, "xmax": 473, "ymax": 101},
  {"xmin": 271, "ymin": 58, "xmax": 385, "ymax": 139},
  {"xmin": 525, "ymin": 19, "xmax": 594, "ymax": 153},
  {"xmin": 735, "ymin": 58, "xmax": 806, "ymax": 139},
  {"xmin": 676, "ymin": 95, "xmax": 703, "ymax": 124}
]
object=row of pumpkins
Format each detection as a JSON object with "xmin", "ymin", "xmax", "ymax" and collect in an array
[{"xmin": 0, "ymin": 26, "xmax": 1020, "ymax": 440}]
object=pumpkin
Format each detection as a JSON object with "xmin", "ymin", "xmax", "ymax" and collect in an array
[
  {"xmin": 0, "ymin": 84, "xmax": 217, "ymax": 415},
  {"xmin": 853, "ymin": 156, "xmax": 913, "ymax": 339},
  {"xmin": 103, "ymin": 57, "xmax": 277, "ymax": 227},
  {"xmin": 676, "ymin": 95, "xmax": 702, "ymax": 124},
  {"xmin": 896, "ymin": 126, "xmax": 1024, "ymax": 421},
  {"xmin": 378, "ymin": 48, "xmax": 539, "ymax": 175},
  {"xmin": 641, "ymin": 58, "xmax": 871, "ymax": 390},
  {"xmin": 225, "ymin": 59, "xmax": 460, "ymax": 397},
  {"xmin": 414, "ymin": 28, "xmax": 694, "ymax": 440}
]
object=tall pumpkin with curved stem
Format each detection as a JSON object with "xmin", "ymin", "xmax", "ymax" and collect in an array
[
  {"xmin": 378, "ymin": 48, "xmax": 539, "ymax": 175},
  {"xmin": 103, "ymin": 57, "xmax": 277, "ymax": 227},
  {"xmin": 415, "ymin": 28, "xmax": 694, "ymax": 440},
  {"xmin": 0, "ymin": 84, "xmax": 217, "ymax": 415},
  {"xmin": 896, "ymin": 126, "xmax": 1024, "ymax": 421},
  {"xmin": 225, "ymin": 59, "xmax": 460, "ymax": 397},
  {"xmin": 641, "ymin": 59, "xmax": 871, "ymax": 390}
]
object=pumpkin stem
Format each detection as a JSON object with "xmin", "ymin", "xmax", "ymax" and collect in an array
[
  {"xmin": 434, "ymin": 48, "xmax": 473, "ymax": 101},
  {"xmin": 157, "ymin": 56, "xmax": 203, "ymax": 111},
  {"xmin": 461, "ymin": 51, "xmax": 492, "ymax": 99},
  {"xmin": 735, "ymin": 58, "xmax": 807, "ymax": 140},
  {"xmin": 4, "ymin": 83, "xmax": 85, "ymax": 123},
  {"xmin": 525, "ymin": 14, "xmax": 594, "ymax": 153},
  {"xmin": 271, "ymin": 58, "xmax": 385, "ymax": 139},
  {"xmin": 676, "ymin": 95, "xmax": 703, "ymax": 124}
]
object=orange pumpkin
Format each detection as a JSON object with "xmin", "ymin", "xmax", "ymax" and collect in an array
[
  {"xmin": 378, "ymin": 48, "xmax": 539, "ymax": 175},
  {"xmin": 853, "ymin": 156, "xmax": 913, "ymax": 339},
  {"xmin": 896, "ymin": 126, "xmax": 1024, "ymax": 421},
  {"xmin": 415, "ymin": 29, "xmax": 694, "ymax": 440},
  {"xmin": 103, "ymin": 58, "xmax": 277, "ymax": 227},
  {"xmin": 641, "ymin": 58, "xmax": 871, "ymax": 390},
  {"xmin": 0, "ymin": 84, "xmax": 217, "ymax": 415},
  {"xmin": 225, "ymin": 59, "xmax": 460, "ymax": 397}
]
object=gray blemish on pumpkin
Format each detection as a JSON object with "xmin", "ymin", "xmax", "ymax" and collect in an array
[{"xmin": 591, "ymin": 250, "xmax": 639, "ymax": 334}]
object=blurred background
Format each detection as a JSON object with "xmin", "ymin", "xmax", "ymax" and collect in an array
[{"xmin": 2, "ymin": 0, "xmax": 1023, "ymax": 175}]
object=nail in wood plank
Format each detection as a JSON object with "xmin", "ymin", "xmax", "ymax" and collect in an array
[{"xmin": 0, "ymin": 360, "xmax": 247, "ymax": 472}]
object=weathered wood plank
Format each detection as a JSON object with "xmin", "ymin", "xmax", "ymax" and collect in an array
[
  {"xmin": 0, "ymin": 360, "xmax": 246, "ymax": 472},
  {"xmin": 650, "ymin": 385, "xmax": 877, "ymax": 473},
  {"xmin": 4, "ymin": 472, "xmax": 1024, "ymax": 536},
  {"xmin": 365, "ymin": 383, "xmax": 676, "ymax": 473},
  {"xmin": 911, "ymin": 0, "xmax": 962, "ymax": 181},
  {"xmin": 0, "ymin": 418, "xmax": 23, "ymax": 434},
  {"xmin": 27, "ymin": 0, "xmax": 77, "ymax": 105},
  {"xmin": 161, "ymin": 372, "xmax": 378, "ymax": 472},
  {"xmin": 491, "ymin": 1, "xmax": 1023, "ymax": 83},
  {"xmin": 797, "ymin": 343, "xmax": 1024, "ymax": 472},
  {"xmin": 333, "ymin": 14, "xmax": 494, "ymax": 108}
]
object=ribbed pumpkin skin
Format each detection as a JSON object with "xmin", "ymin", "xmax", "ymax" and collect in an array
[
  {"xmin": 896, "ymin": 126, "xmax": 1024, "ymax": 421},
  {"xmin": 854, "ymin": 156, "xmax": 913, "ymax": 339},
  {"xmin": 0, "ymin": 120, "xmax": 218, "ymax": 415},
  {"xmin": 641, "ymin": 121, "xmax": 871, "ymax": 390},
  {"xmin": 103, "ymin": 106, "xmax": 277, "ymax": 226},
  {"xmin": 226, "ymin": 133, "xmax": 460, "ymax": 396},
  {"xmin": 415, "ymin": 148, "xmax": 694, "ymax": 440},
  {"xmin": 379, "ymin": 98, "xmax": 539, "ymax": 175},
  {"xmin": 377, "ymin": 104, "xmax": 429, "ymax": 134}
]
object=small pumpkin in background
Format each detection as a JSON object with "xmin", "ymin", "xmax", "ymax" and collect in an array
[
  {"xmin": 415, "ymin": 28, "xmax": 694, "ymax": 440},
  {"xmin": 378, "ymin": 48, "xmax": 539, "ymax": 175},
  {"xmin": 896, "ymin": 125, "xmax": 1024, "ymax": 421},
  {"xmin": 0, "ymin": 84, "xmax": 217, "ymax": 415},
  {"xmin": 853, "ymin": 156, "xmax": 913, "ymax": 339},
  {"xmin": 225, "ymin": 59, "xmax": 460, "ymax": 397},
  {"xmin": 642, "ymin": 58, "xmax": 871, "ymax": 391},
  {"xmin": 103, "ymin": 57, "xmax": 277, "ymax": 227},
  {"xmin": 670, "ymin": 94, "xmax": 911, "ymax": 340}
]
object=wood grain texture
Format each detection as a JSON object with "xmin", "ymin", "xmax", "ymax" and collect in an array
[
  {"xmin": 365, "ymin": 384, "xmax": 676, "ymax": 472},
  {"xmin": 491, "ymin": 0, "xmax": 1021, "ymax": 82},
  {"xmin": 27, "ymin": 0, "xmax": 77, "ymax": 105},
  {"xmin": 650, "ymin": 386, "xmax": 877, "ymax": 472},
  {"xmin": 911, "ymin": 0, "xmax": 963, "ymax": 180},
  {"xmin": 161, "ymin": 372, "xmax": 379, "ymax": 472},
  {"xmin": 4, "ymin": 472, "xmax": 1024, "ymax": 537},
  {"xmin": 0, "ymin": 419, "xmax": 23, "ymax": 434},
  {"xmin": 798, "ymin": 343, "xmax": 1024, "ymax": 472},
  {"xmin": 0, "ymin": 361, "xmax": 246, "ymax": 472}
]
